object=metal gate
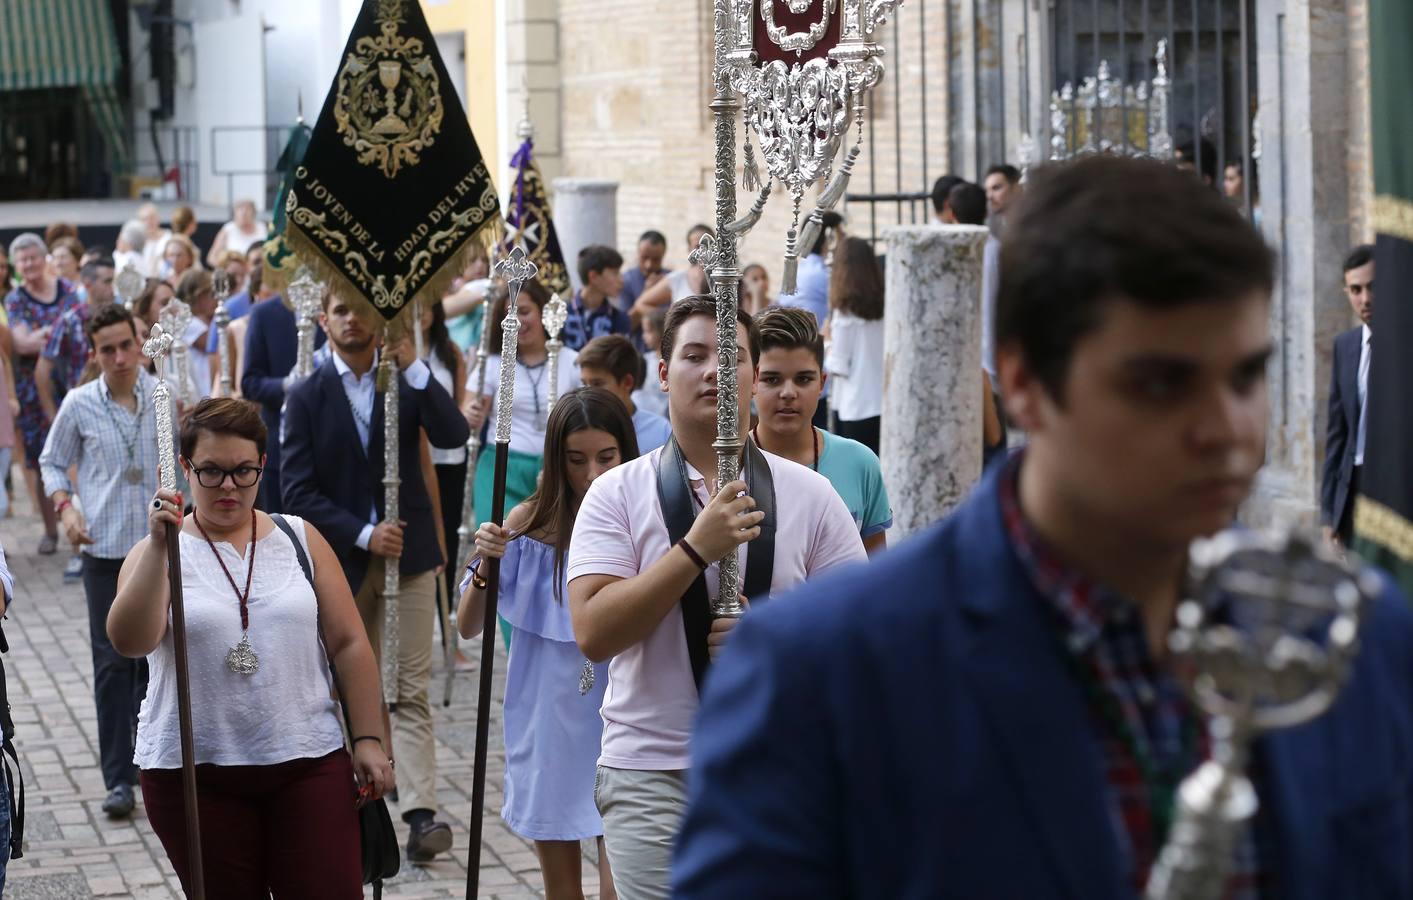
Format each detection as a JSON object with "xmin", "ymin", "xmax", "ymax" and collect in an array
[{"xmin": 847, "ymin": 0, "xmax": 1262, "ymax": 245}]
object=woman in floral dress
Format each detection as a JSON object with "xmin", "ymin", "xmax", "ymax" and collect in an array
[{"xmin": 5, "ymin": 233, "xmax": 82, "ymax": 553}]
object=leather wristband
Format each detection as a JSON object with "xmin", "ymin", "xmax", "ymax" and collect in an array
[
  {"xmin": 352, "ymin": 735, "xmax": 383, "ymax": 747},
  {"xmin": 678, "ymin": 538, "xmax": 709, "ymax": 571},
  {"xmin": 54, "ymin": 498, "xmax": 72, "ymax": 515}
]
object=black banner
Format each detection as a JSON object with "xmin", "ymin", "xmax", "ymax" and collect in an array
[
  {"xmin": 286, "ymin": 0, "xmax": 498, "ymax": 321},
  {"xmin": 1353, "ymin": 0, "xmax": 1413, "ymax": 596}
]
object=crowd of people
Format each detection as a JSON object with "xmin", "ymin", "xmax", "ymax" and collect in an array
[{"xmin": 0, "ymin": 144, "xmax": 1400, "ymax": 900}]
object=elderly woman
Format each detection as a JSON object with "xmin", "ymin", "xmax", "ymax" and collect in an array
[
  {"xmin": 5, "ymin": 233, "xmax": 82, "ymax": 554},
  {"xmin": 109, "ymin": 398, "xmax": 392, "ymax": 898},
  {"xmin": 207, "ymin": 199, "xmax": 266, "ymax": 267},
  {"xmin": 114, "ymin": 219, "xmax": 147, "ymax": 275}
]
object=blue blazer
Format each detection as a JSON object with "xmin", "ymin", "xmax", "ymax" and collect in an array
[
  {"xmin": 279, "ymin": 356, "xmax": 469, "ymax": 595},
  {"xmin": 675, "ymin": 463, "xmax": 1413, "ymax": 900},
  {"xmin": 240, "ymin": 296, "xmax": 325, "ymax": 513},
  {"xmin": 1322, "ymin": 326, "xmax": 1364, "ymax": 528}
]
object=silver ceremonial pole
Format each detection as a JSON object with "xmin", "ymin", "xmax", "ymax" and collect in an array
[
  {"xmin": 378, "ymin": 323, "xmax": 401, "ymax": 707},
  {"xmin": 288, "ymin": 267, "xmax": 324, "ymax": 379},
  {"xmin": 115, "ymin": 265, "xmax": 145, "ymax": 313},
  {"xmin": 212, "ymin": 270, "xmax": 233, "ymax": 397},
  {"xmin": 542, "ymin": 292, "xmax": 568, "ymax": 417},
  {"xmin": 159, "ymin": 296, "xmax": 194, "ymax": 404}
]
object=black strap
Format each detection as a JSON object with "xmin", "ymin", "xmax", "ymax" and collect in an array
[
  {"xmin": 3, "ymin": 740, "xmax": 21, "ymax": 860},
  {"xmin": 655, "ymin": 439, "xmax": 777, "ymax": 690}
]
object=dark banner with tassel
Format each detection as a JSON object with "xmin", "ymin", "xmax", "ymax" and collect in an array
[
  {"xmin": 285, "ymin": 0, "xmax": 498, "ymax": 322},
  {"xmin": 1353, "ymin": 0, "xmax": 1413, "ymax": 597},
  {"xmin": 499, "ymin": 134, "xmax": 570, "ymax": 297}
]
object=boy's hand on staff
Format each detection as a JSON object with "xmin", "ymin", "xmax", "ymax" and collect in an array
[
  {"xmin": 369, "ymin": 520, "xmax": 406, "ymax": 559},
  {"xmin": 707, "ymin": 595, "xmax": 750, "ymax": 660},
  {"xmin": 686, "ymin": 480, "xmax": 764, "ymax": 562}
]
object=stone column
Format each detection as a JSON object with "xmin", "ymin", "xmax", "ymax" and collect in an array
[
  {"xmin": 881, "ymin": 225, "xmax": 989, "ymax": 540},
  {"xmin": 552, "ymin": 178, "xmax": 619, "ymax": 293}
]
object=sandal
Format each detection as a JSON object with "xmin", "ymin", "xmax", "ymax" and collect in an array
[{"xmin": 37, "ymin": 534, "xmax": 57, "ymax": 555}]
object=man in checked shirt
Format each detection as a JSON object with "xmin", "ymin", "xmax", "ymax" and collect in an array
[
  {"xmin": 40, "ymin": 304, "xmax": 161, "ymax": 821},
  {"xmin": 675, "ymin": 156, "xmax": 1413, "ymax": 899}
]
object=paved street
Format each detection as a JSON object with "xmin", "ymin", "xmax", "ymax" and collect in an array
[{"xmin": 0, "ymin": 487, "xmax": 593, "ymax": 898}]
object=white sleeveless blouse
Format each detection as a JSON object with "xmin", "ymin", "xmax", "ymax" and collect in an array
[{"xmin": 134, "ymin": 515, "xmax": 346, "ymax": 769}]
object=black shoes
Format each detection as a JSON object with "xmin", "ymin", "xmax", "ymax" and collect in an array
[
  {"xmin": 405, "ymin": 818, "xmax": 453, "ymax": 862},
  {"xmin": 102, "ymin": 783, "xmax": 135, "ymax": 819}
]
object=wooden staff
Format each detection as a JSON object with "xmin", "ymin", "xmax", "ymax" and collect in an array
[
  {"xmin": 465, "ymin": 247, "xmax": 537, "ymax": 900},
  {"xmin": 142, "ymin": 324, "xmax": 205, "ymax": 899}
]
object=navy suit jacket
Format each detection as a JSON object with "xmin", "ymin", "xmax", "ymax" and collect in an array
[
  {"xmin": 279, "ymin": 356, "xmax": 469, "ymax": 595},
  {"xmin": 675, "ymin": 462, "xmax": 1413, "ymax": 900},
  {"xmin": 1321, "ymin": 326, "xmax": 1364, "ymax": 527},
  {"xmin": 240, "ymin": 296, "xmax": 325, "ymax": 513}
]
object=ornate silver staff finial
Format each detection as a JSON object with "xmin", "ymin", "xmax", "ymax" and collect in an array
[
  {"xmin": 212, "ymin": 269, "xmax": 234, "ymax": 397},
  {"xmin": 492, "ymin": 246, "xmax": 538, "ymax": 446},
  {"xmin": 287, "ymin": 267, "xmax": 323, "ymax": 378},
  {"xmin": 159, "ymin": 295, "xmax": 195, "ymax": 404},
  {"xmin": 142, "ymin": 324, "xmax": 180, "ymax": 493},
  {"xmin": 1145, "ymin": 528, "xmax": 1377, "ymax": 900},
  {"xmin": 541, "ymin": 292, "xmax": 568, "ymax": 425},
  {"xmin": 1150, "ymin": 39, "xmax": 1173, "ymax": 160},
  {"xmin": 115, "ymin": 265, "xmax": 146, "ymax": 312}
]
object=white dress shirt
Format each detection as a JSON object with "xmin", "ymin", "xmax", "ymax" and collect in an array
[
  {"xmin": 1355, "ymin": 324, "xmax": 1372, "ymax": 466},
  {"xmin": 332, "ymin": 349, "xmax": 431, "ymax": 550}
]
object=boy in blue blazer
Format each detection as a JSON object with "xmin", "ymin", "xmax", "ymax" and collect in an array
[{"xmin": 675, "ymin": 155, "xmax": 1413, "ymax": 900}]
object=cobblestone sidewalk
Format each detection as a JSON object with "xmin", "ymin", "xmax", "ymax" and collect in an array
[{"xmin": 0, "ymin": 489, "xmax": 591, "ymax": 899}]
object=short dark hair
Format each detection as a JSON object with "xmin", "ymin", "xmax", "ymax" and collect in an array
[
  {"xmin": 577, "ymin": 245, "xmax": 624, "ymax": 285},
  {"xmin": 1175, "ymin": 139, "xmax": 1219, "ymax": 184},
  {"xmin": 85, "ymin": 302, "xmax": 137, "ymax": 342},
  {"xmin": 1343, "ymin": 244, "xmax": 1375, "ymax": 273},
  {"xmin": 752, "ymin": 306, "xmax": 824, "ymax": 367},
  {"xmin": 661, "ymin": 294, "xmax": 759, "ymax": 367},
  {"xmin": 180, "ymin": 397, "xmax": 269, "ymax": 459},
  {"xmin": 931, "ymin": 174, "xmax": 966, "ymax": 216},
  {"xmin": 578, "ymin": 334, "xmax": 645, "ymax": 388},
  {"xmin": 997, "ymin": 155, "xmax": 1275, "ymax": 400},
  {"xmin": 946, "ymin": 182, "xmax": 987, "ymax": 226},
  {"xmin": 80, "ymin": 257, "xmax": 116, "ymax": 283},
  {"xmin": 638, "ymin": 230, "xmax": 667, "ymax": 248},
  {"xmin": 986, "ymin": 164, "xmax": 1021, "ymax": 185},
  {"xmin": 687, "ymin": 224, "xmax": 714, "ymax": 245}
]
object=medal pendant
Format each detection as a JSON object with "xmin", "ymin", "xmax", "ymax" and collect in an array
[
  {"xmin": 125, "ymin": 467, "xmax": 143, "ymax": 485},
  {"xmin": 226, "ymin": 633, "xmax": 260, "ymax": 675},
  {"xmin": 578, "ymin": 658, "xmax": 595, "ymax": 695}
]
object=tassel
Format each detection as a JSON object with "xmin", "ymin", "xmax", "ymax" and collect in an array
[
  {"xmin": 781, "ymin": 199, "xmax": 803, "ymax": 295},
  {"xmin": 742, "ymin": 137, "xmax": 761, "ymax": 192}
]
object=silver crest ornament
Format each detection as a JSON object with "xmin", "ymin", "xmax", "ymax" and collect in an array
[{"xmin": 226, "ymin": 632, "xmax": 260, "ymax": 675}]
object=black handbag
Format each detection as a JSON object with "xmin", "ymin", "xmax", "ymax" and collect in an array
[{"xmin": 270, "ymin": 515, "xmax": 400, "ymax": 894}]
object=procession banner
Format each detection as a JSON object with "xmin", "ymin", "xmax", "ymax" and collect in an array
[
  {"xmin": 1353, "ymin": 0, "xmax": 1413, "ymax": 596},
  {"xmin": 285, "ymin": 0, "xmax": 498, "ymax": 322},
  {"xmin": 500, "ymin": 134, "xmax": 570, "ymax": 296}
]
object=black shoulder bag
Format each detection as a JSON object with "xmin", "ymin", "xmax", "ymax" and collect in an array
[
  {"xmin": 656, "ymin": 438, "xmax": 777, "ymax": 689},
  {"xmin": 270, "ymin": 515, "xmax": 399, "ymax": 896}
]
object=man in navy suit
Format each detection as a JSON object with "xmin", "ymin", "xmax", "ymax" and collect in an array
[
  {"xmin": 675, "ymin": 157, "xmax": 1413, "ymax": 899},
  {"xmin": 240, "ymin": 291, "xmax": 325, "ymax": 512},
  {"xmin": 280, "ymin": 289, "xmax": 469, "ymax": 862},
  {"xmin": 1321, "ymin": 244, "xmax": 1375, "ymax": 547}
]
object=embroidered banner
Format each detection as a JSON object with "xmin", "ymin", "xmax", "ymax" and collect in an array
[
  {"xmin": 499, "ymin": 135, "xmax": 570, "ymax": 297},
  {"xmin": 285, "ymin": 0, "xmax": 498, "ymax": 321}
]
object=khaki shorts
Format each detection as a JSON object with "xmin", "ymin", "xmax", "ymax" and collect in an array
[{"xmin": 594, "ymin": 765, "xmax": 689, "ymax": 900}]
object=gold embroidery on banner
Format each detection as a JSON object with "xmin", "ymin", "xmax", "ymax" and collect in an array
[
  {"xmin": 333, "ymin": 0, "xmax": 443, "ymax": 178},
  {"xmin": 1373, "ymin": 194, "xmax": 1413, "ymax": 245},
  {"xmin": 287, "ymin": 191, "xmax": 351, "ymax": 257},
  {"xmin": 1354, "ymin": 495, "xmax": 1413, "ymax": 562}
]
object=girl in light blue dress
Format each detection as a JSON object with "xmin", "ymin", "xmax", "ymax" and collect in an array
[{"xmin": 459, "ymin": 386, "xmax": 638, "ymax": 900}]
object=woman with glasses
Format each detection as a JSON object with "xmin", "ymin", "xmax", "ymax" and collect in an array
[{"xmin": 108, "ymin": 398, "xmax": 392, "ymax": 898}]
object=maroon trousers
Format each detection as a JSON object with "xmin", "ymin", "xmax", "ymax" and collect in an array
[{"xmin": 140, "ymin": 749, "xmax": 363, "ymax": 899}]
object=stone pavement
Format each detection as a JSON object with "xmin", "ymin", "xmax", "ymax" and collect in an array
[{"xmin": 0, "ymin": 488, "xmax": 597, "ymax": 898}]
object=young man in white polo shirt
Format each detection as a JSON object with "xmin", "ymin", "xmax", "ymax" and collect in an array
[{"xmin": 568, "ymin": 295, "xmax": 865, "ymax": 900}]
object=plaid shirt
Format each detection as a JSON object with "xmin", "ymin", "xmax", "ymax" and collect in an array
[
  {"xmin": 39, "ymin": 371, "xmax": 163, "ymax": 559},
  {"xmin": 999, "ymin": 456, "xmax": 1264, "ymax": 897}
]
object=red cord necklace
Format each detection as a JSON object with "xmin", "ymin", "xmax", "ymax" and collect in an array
[{"xmin": 194, "ymin": 508, "xmax": 260, "ymax": 675}]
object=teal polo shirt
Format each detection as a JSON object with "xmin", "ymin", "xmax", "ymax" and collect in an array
[{"xmin": 817, "ymin": 430, "xmax": 892, "ymax": 539}]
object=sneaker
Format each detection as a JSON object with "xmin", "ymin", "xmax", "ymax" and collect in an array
[
  {"xmin": 405, "ymin": 818, "xmax": 453, "ymax": 862},
  {"xmin": 101, "ymin": 783, "xmax": 135, "ymax": 819},
  {"xmin": 63, "ymin": 555, "xmax": 83, "ymax": 582}
]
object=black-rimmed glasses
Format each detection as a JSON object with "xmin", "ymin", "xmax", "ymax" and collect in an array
[{"xmin": 184, "ymin": 459, "xmax": 263, "ymax": 489}]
